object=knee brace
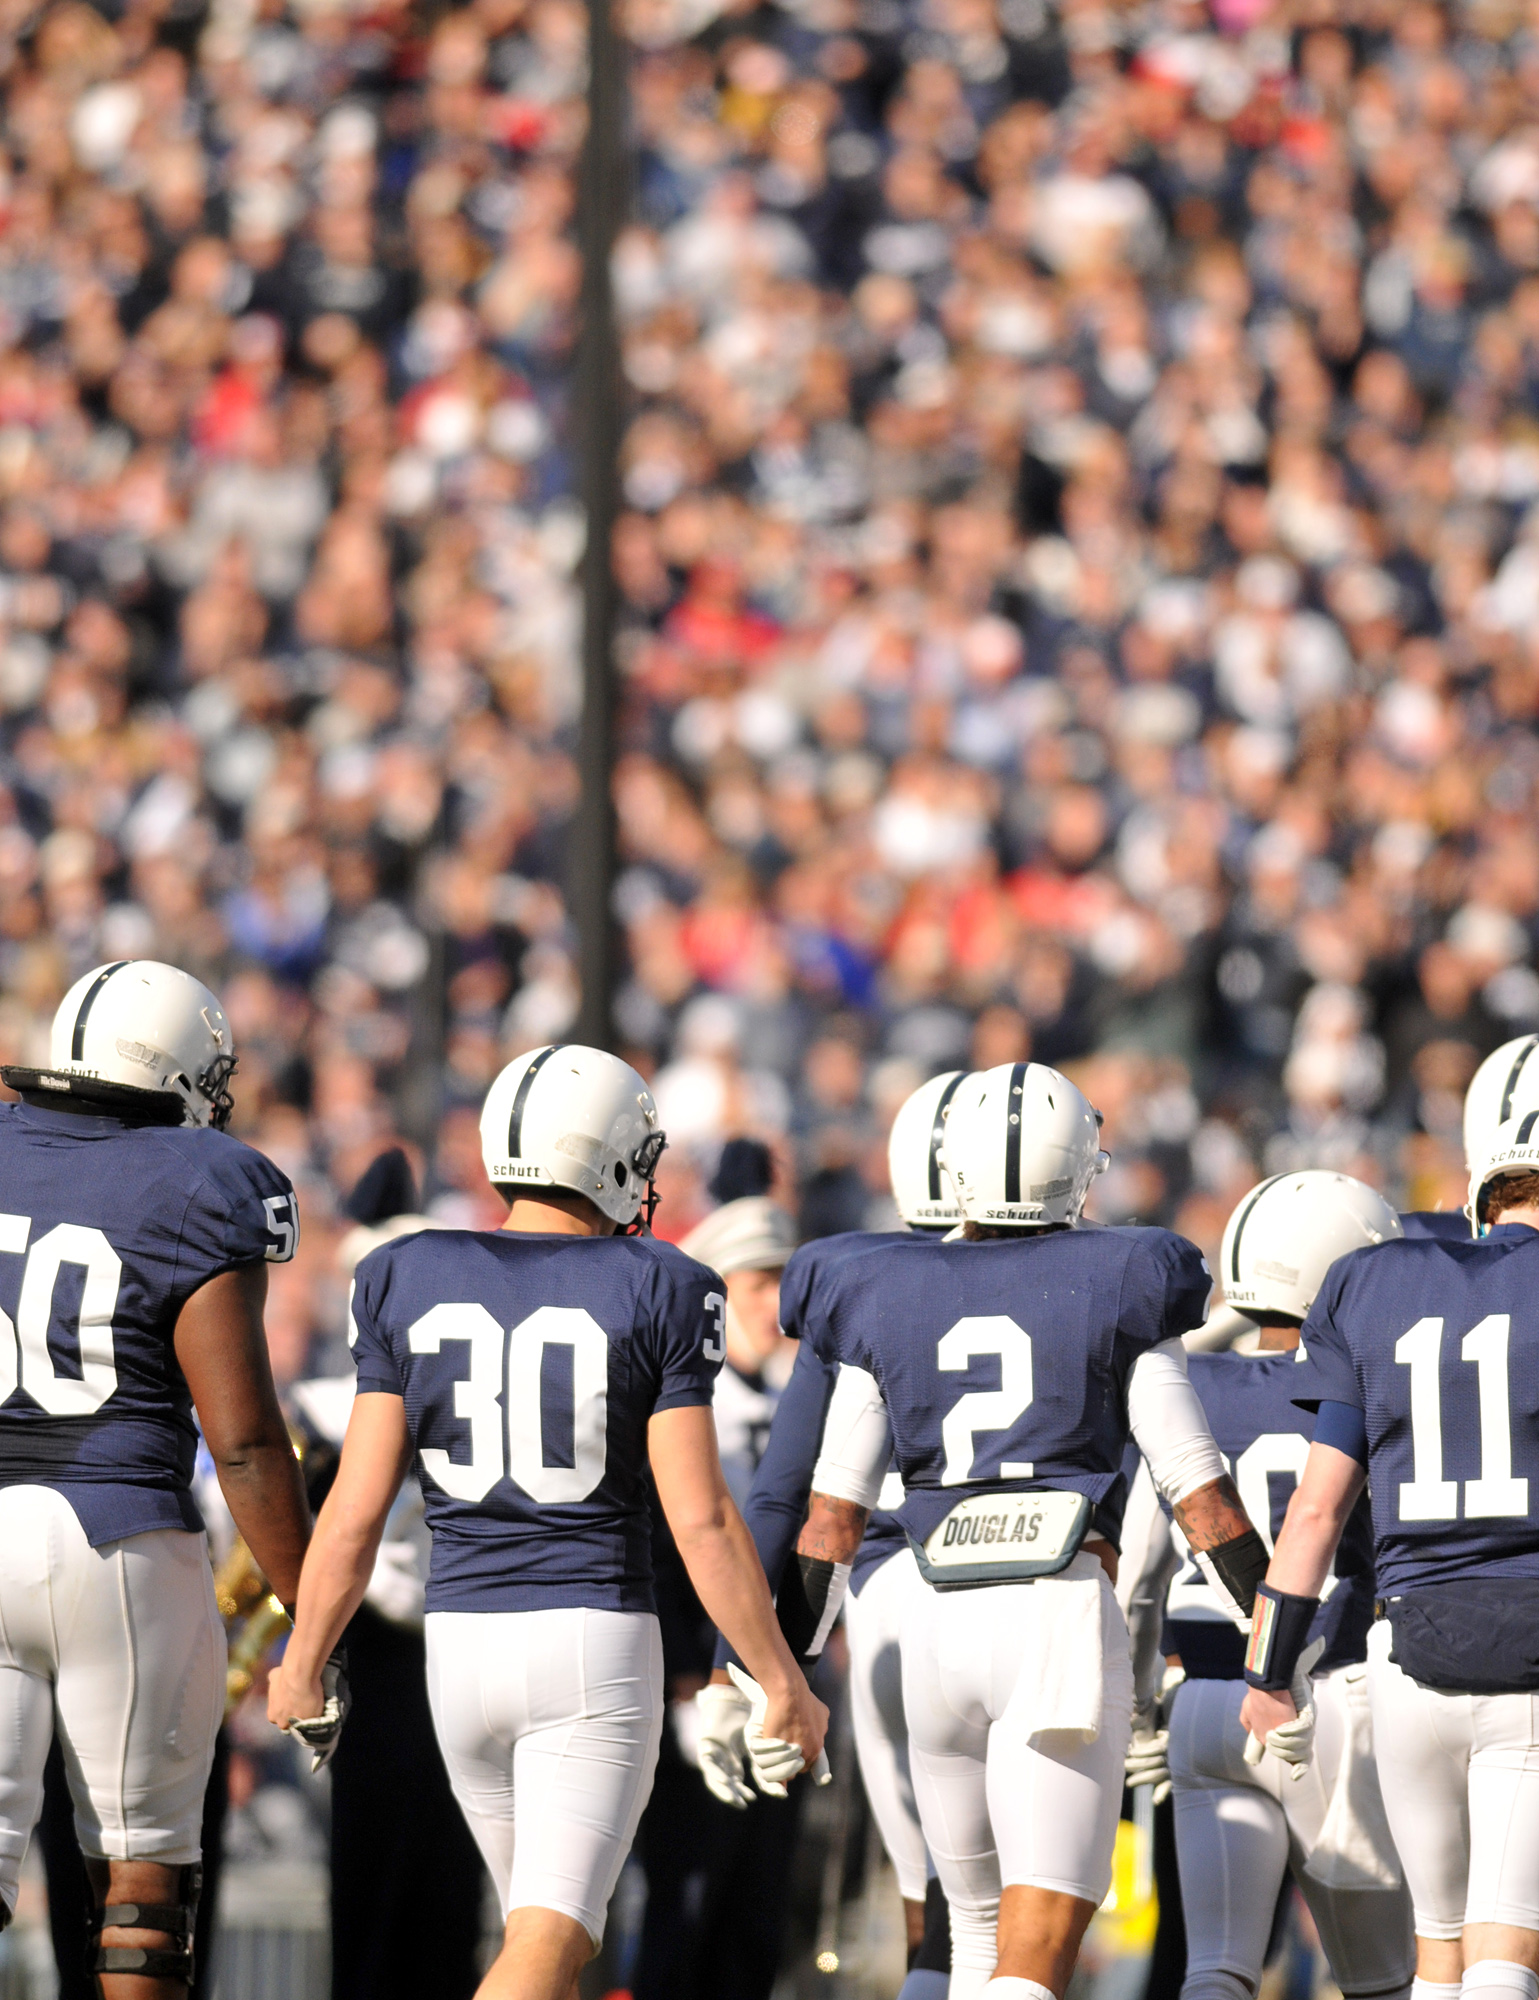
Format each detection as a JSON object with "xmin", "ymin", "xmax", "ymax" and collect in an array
[
  {"xmin": 1182, "ymin": 1971, "xmax": 1255, "ymax": 2000},
  {"xmin": 90, "ymin": 1862, "xmax": 201, "ymax": 1986}
]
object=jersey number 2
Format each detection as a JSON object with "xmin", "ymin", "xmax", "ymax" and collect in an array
[
  {"xmin": 408, "ymin": 1303, "xmax": 609, "ymax": 1505},
  {"xmin": 938, "ymin": 1315, "xmax": 1035, "ymax": 1485},
  {"xmin": 0, "ymin": 1217, "xmax": 122, "ymax": 1416},
  {"xmin": 1396, "ymin": 1314, "xmax": 1529, "ymax": 1521}
]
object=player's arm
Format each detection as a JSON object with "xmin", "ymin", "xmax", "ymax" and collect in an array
[
  {"xmin": 175, "ymin": 1262, "xmax": 311, "ymax": 1607},
  {"xmin": 1127, "ymin": 1338, "xmax": 1269, "ymax": 1616},
  {"xmin": 776, "ymin": 1358, "xmax": 891, "ymax": 1658},
  {"xmin": 267, "ymin": 1393, "xmax": 413, "ymax": 1728},
  {"xmin": 650, "ymin": 1404, "xmax": 828, "ymax": 1769},
  {"xmin": 711, "ymin": 1336, "xmax": 838, "ymax": 1682},
  {"xmin": 1239, "ymin": 1437, "xmax": 1365, "ymax": 1741}
]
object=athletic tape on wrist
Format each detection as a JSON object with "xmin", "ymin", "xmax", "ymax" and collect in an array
[
  {"xmin": 1244, "ymin": 1582, "xmax": 1320, "ymax": 1691},
  {"xmin": 776, "ymin": 1555, "xmax": 850, "ymax": 1660},
  {"xmin": 1207, "ymin": 1526, "xmax": 1269, "ymax": 1618}
]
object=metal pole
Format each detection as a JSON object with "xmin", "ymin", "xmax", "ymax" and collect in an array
[{"xmin": 571, "ymin": 0, "xmax": 624, "ymax": 1051}]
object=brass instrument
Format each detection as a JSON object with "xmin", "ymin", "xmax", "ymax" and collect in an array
[{"xmin": 214, "ymin": 1535, "xmax": 292, "ymax": 1715}]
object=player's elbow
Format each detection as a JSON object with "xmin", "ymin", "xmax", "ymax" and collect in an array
[{"xmin": 1280, "ymin": 1487, "xmax": 1350, "ymax": 1553}]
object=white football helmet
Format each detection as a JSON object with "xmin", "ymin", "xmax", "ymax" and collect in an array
[
  {"xmin": 941, "ymin": 1062, "xmax": 1108, "ymax": 1228},
  {"xmin": 3, "ymin": 961, "xmax": 237, "ymax": 1127},
  {"xmin": 888, "ymin": 1070, "xmax": 968, "ymax": 1228},
  {"xmin": 1469, "ymin": 1109, "xmax": 1539, "ymax": 1232},
  {"xmin": 479, "ymin": 1044, "xmax": 666, "ymax": 1228},
  {"xmin": 1220, "ymin": 1171, "xmax": 1401, "ymax": 1320},
  {"xmin": 1464, "ymin": 1035, "xmax": 1539, "ymax": 1168}
]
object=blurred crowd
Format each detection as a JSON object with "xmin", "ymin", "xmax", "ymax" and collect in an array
[{"xmin": 0, "ymin": 0, "xmax": 1532, "ymax": 1386}]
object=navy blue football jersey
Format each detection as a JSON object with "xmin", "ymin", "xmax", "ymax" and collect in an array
[
  {"xmin": 0, "ymin": 1101, "xmax": 299, "ymax": 1544},
  {"xmin": 1163, "ymin": 1351, "xmax": 1374, "ymax": 1676},
  {"xmin": 349, "ymin": 1228, "xmax": 723, "ymax": 1613},
  {"xmin": 1399, "ymin": 1211, "xmax": 1470, "ymax": 1242},
  {"xmin": 808, "ymin": 1226, "xmax": 1213, "ymax": 1548},
  {"xmin": 1295, "ymin": 1224, "xmax": 1539, "ymax": 1592}
]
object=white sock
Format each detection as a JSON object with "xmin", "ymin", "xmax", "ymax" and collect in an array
[
  {"xmin": 896, "ymin": 1975, "xmax": 950, "ymax": 2000},
  {"xmin": 982, "ymin": 1982, "xmax": 1057, "ymax": 2000},
  {"xmin": 1411, "ymin": 1979, "xmax": 1461, "ymax": 2000},
  {"xmin": 1461, "ymin": 1965, "xmax": 1539, "ymax": 2000}
]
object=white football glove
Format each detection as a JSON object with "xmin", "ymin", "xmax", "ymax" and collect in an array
[
  {"xmin": 285, "ymin": 1645, "xmax": 350, "ymax": 1773},
  {"xmin": 725, "ymin": 1664, "xmax": 832, "ymax": 1798},
  {"xmin": 1125, "ymin": 1725, "xmax": 1172, "ymax": 1802},
  {"xmin": 1126, "ymin": 1663, "xmax": 1184, "ymax": 1804},
  {"xmin": 1244, "ymin": 1638, "xmax": 1326, "ymax": 1780},
  {"xmin": 695, "ymin": 1680, "xmax": 754, "ymax": 1810}
]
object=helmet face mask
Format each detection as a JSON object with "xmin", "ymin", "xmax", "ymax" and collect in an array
[
  {"xmin": 3, "ymin": 962, "xmax": 239, "ymax": 1129},
  {"xmin": 940, "ymin": 1062, "xmax": 1109, "ymax": 1229},
  {"xmin": 1220, "ymin": 1170, "xmax": 1401, "ymax": 1318},
  {"xmin": 480, "ymin": 1045, "xmax": 667, "ymax": 1230}
]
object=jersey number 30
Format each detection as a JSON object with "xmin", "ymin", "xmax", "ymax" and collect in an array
[{"xmin": 409, "ymin": 1303, "xmax": 610, "ymax": 1505}]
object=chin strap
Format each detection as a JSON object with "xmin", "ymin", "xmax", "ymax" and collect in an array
[{"xmin": 90, "ymin": 1864, "xmax": 201, "ymax": 1985}]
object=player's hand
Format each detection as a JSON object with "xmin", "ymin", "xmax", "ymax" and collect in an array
[
  {"xmin": 726, "ymin": 1663, "xmax": 830, "ymax": 1797},
  {"xmin": 1126, "ymin": 1664, "xmax": 1183, "ymax": 1804},
  {"xmin": 1240, "ymin": 1639, "xmax": 1324, "ymax": 1779},
  {"xmin": 696, "ymin": 1678, "xmax": 755, "ymax": 1809},
  {"xmin": 269, "ymin": 1643, "xmax": 351, "ymax": 1772},
  {"xmin": 1125, "ymin": 1723, "xmax": 1171, "ymax": 1802}
]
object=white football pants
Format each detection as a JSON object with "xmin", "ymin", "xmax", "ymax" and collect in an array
[
  {"xmin": 0, "ymin": 1485, "xmax": 224, "ymax": 1919},
  {"xmin": 901, "ymin": 1557, "xmax": 1133, "ymax": 1996},
  {"xmin": 846, "ymin": 1546, "xmax": 930, "ymax": 1903},
  {"xmin": 425, "ymin": 1606, "xmax": 663, "ymax": 1946},
  {"xmin": 1366, "ymin": 1618, "xmax": 1539, "ymax": 1937},
  {"xmin": 1170, "ymin": 1668, "xmax": 1413, "ymax": 1999}
]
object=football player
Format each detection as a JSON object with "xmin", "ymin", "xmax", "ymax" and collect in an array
[
  {"xmin": 767, "ymin": 1062, "xmax": 1267, "ymax": 2000},
  {"xmin": 268, "ymin": 1045, "xmax": 826, "ymax": 2000},
  {"xmin": 0, "ymin": 960, "xmax": 310, "ymax": 1997},
  {"xmin": 696, "ymin": 1071, "xmax": 969, "ymax": 1999},
  {"xmin": 1123, "ymin": 1171, "xmax": 1414, "ymax": 2000},
  {"xmin": 1241, "ymin": 1114, "xmax": 1539, "ymax": 2000}
]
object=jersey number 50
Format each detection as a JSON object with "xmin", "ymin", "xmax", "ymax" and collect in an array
[
  {"xmin": 0, "ymin": 1217, "xmax": 121, "ymax": 1416},
  {"xmin": 408, "ymin": 1303, "xmax": 610, "ymax": 1505}
]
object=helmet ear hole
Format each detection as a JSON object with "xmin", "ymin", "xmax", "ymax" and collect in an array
[{"xmin": 615, "ymin": 1161, "xmax": 628, "ymax": 1186}]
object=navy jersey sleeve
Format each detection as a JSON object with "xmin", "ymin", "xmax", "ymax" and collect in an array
[
  {"xmin": 714, "ymin": 1336, "xmax": 838, "ymax": 1671},
  {"xmin": 778, "ymin": 1243, "xmax": 819, "ymax": 1342},
  {"xmin": 348, "ymin": 1249, "xmax": 404, "ymax": 1396},
  {"xmin": 1292, "ymin": 1261, "xmax": 1360, "ymax": 1413},
  {"xmin": 175, "ymin": 1137, "xmax": 300, "ymax": 1286},
  {"xmin": 1121, "ymin": 1230, "xmax": 1213, "ymax": 1351},
  {"xmin": 648, "ymin": 1248, "xmax": 724, "ymax": 1413}
]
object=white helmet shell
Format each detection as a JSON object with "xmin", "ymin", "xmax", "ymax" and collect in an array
[
  {"xmin": 21, "ymin": 961, "xmax": 238, "ymax": 1127},
  {"xmin": 887, "ymin": 1070, "xmax": 967, "ymax": 1228},
  {"xmin": 479, "ymin": 1044, "xmax": 666, "ymax": 1227},
  {"xmin": 1220, "ymin": 1171, "xmax": 1402, "ymax": 1319},
  {"xmin": 1463, "ymin": 1035, "xmax": 1539, "ymax": 1170},
  {"xmin": 940, "ymin": 1062, "xmax": 1108, "ymax": 1227},
  {"xmin": 1468, "ymin": 1108, "xmax": 1539, "ymax": 1231}
]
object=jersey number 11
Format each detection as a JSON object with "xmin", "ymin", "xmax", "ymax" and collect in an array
[{"xmin": 1395, "ymin": 1314, "xmax": 1530, "ymax": 1521}]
